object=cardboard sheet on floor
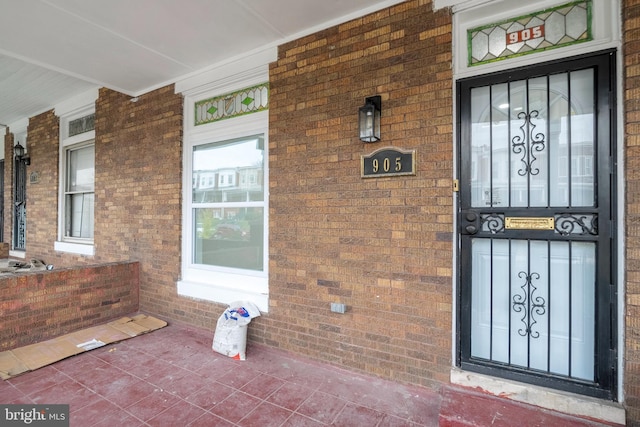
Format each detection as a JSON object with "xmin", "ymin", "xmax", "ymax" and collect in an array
[{"xmin": 0, "ymin": 314, "xmax": 166, "ymax": 380}]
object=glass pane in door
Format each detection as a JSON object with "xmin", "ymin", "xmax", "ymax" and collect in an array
[
  {"xmin": 470, "ymin": 70, "xmax": 595, "ymax": 209},
  {"xmin": 470, "ymin": 239, "xmax": 595, "ymax": 380}
]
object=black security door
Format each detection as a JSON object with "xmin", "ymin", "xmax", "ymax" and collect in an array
[
  {"xmin": 14, "ymin": 154, "xmax": 26, "ymax": 250},
  {"xmin": 457, "ymin": 51, "xmax": 616, "ymax": 399}
]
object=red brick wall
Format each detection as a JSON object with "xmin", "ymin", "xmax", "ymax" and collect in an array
[
  {"xmin": 0, "ymin": 88, "xmax": 213, "ymax": 347},
  {"xmin": 2, "ymin": 82, "xmax": 228, "ymax": 336},
  {"xmin": 92, "ymin": 86, "xmax": 185, "ymax": 321},
  {"xmin": 260, "ymin": 0, "xmax": 454, "ymax": 388},
  {"xmin": 5, "ymin": 4, "xmax": 636, "ymax": 420},
  {"xmin": 9, "ymin": 87, "xmax": 199, "ymax": 327},
  {"xmin": 1, "ymin": 6, "xmax": 456, "ymax": 394},
  {"xmin": 5, "ymin": 108, "xmax": 90, "ymax": 266},
  {"xmin": 624, "ymin": 0, "xmax": 640, "ymax": 423},
  {"xmin": 0, "ymin": 261, "xmax": 139, "ymax": 351},
  {"xmin": 4, "ymin": 130, "xmax": 14, "ymax": 247},
  {"xmin": 26, "ymin": 110, "xmax": 61, "ymax": 260}
]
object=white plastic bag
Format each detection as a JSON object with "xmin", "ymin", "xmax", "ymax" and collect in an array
[{"xmin": 212, "ymin": 301, "xmax": 261, "ymax": 360}]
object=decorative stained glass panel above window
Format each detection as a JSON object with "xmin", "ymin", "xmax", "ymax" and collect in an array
[
  {"xmin": 68, "ymin": 113, "xmax": 95, "ymax": 137},
  {"xmin": 194, "ymin": 83, "xmax": 269, "ymax": 126},
  {"xmin": 468, "ymin": 0, "xmax": 592, "ymax": 66}
]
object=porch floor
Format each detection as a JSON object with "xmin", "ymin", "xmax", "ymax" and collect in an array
[{"xmin": 0, "ymin": 319, "xmax": 620, "ymax": 426}]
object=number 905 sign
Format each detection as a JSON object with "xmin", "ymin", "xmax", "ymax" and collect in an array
[
  {"xmin": 506, "ymin": 25, "xmax": 544, "ymax": 45},
  {"xmin": 361, "ymin": 147, "xmax": 416, "ymax": 178}
]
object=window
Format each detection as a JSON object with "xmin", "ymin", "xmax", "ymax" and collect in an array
[
  {"xmin": 192, "ymin": 135, "xmax": 265, "ymax": 271},
  {"xmin": 64, "ymin": 143, "xmax": 94, "ymax": 239},
  {"xmin": 178, "ymin": 110, "xmax": 269, "ymax": 311},
  {"xmin": 55, "ymin": 89, "xmax": 98, "ymax": 256},
  {"xmin": 175, "ymin": 51, "xmax": 273, "ymax": 311}
]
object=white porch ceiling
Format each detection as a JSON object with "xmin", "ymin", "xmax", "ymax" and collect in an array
[{"xmin": 0, "ymin": 0, "xmax": 407, "ymax": 127}]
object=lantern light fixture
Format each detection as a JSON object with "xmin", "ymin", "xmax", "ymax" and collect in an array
[
  {"xmin": 358, "ymin": 95, "xmax": 381, "ymax": 143},
  {"xmin": 14, "ymin": 142, "xmax": 30, "ymax": 165}
]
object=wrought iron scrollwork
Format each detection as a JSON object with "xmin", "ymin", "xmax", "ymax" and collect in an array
[
  {"xmin": 512, "ymin": 110, "xmax": 546, "ymax": 176},
  {"xmin": 555, "ymin": 213, "xmax": 598, "ymax": 236},
  {"xmin": 481, "ymin": 214, "xmax": 505, "ymax": 234},
  {"xmin": 512, "ymin": 271, "xmax": 546, "ymax": 339}
]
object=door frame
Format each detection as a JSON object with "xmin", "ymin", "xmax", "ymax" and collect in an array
[{"xmin": 455, "ymin": 49, "xmax": 617, "ymax": 400}]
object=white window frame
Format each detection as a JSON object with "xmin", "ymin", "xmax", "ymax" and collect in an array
[
  {"xmin": 62, "ymin": 141, "xmax": 95, "ymax": 238},
  {"xmin": 179, "ymin": 111, "xmax": 269, "ymax": 311},
  {"xmin": 54, "ymin": 90, "xmax": 98, "ymax": 256},
  {"xmin": 176, "ymin": 49, "xmax": 274, "ymax": 312}
]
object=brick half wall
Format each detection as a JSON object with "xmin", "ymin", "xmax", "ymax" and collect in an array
[{"xmin": 0, "ymin": 261, "xmax": 139, "ymax": 351}]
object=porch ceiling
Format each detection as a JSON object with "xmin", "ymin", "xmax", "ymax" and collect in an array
[{"xmin": 0, "ymin": 0, "xmax": 406, "ymax": 127}]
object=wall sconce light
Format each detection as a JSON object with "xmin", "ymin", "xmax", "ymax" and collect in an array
[
  {"xmin": 14, "ymin": 142, "xmax": 30, "ymax": 165},
  {"xmin": 358, "ymin": 95, "xmax": 381, "ymax": 143}
]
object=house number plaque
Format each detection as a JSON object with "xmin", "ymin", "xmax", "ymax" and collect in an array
[
  {"xmin": 361, "ymin": 147, "xmax": 415, "ymax": 178},
  {"xmin": 29, "ymin": 171, "xmax": 40, "ymax": 184}
]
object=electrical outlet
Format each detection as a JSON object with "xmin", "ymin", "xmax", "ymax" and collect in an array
[{"xmin": 330, "ymin": 302, "xmax": 347, "ymax": 313}]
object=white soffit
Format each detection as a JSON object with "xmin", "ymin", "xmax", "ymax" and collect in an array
[
  {"xmin": 433, "ymin": 0, "xmax": 494, "ymax": 11},
  {"xmin": 0, "ymin": 0, "xmax": 407, "ymax": 126}
]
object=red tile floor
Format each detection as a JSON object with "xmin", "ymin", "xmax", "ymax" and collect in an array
[
  {"xmin": 1, "ymin": 321, "xmax": 440, "ymax": 426},
  {"xmin": 1, "ymin": 320, "xmax": 621, "ymax": 426}
]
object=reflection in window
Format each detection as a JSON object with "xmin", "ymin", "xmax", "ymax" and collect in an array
[
  {"xmin": 192, "ymin": 135, "xmax": 265, "ymax": 271},
  {"xmin": 470, "ymin": 69, "xmax": 595, "ymax": 208},
  {"xmin": 64, "ymin": 144, "xmax": 94, "ymax": 239}
]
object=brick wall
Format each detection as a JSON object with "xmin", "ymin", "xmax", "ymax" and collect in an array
[
  {"xmin": 0, "ymin": 81, "xmax": 229, "ymax": 336},
  {"xmin": 26, "ymin": 110, "xmax": 61, "ymax": 260},
  {"xmin": 4, "ymin": 130, "xmax": 14, "ymax": 247},
  {"xmin": 93, "ymin": 86, "xmax": 187, "ymax": 321},
  {"xmin": 91, "ymin": 86, "xmax": 226, "ymax": 330},
  {"xmin": 260, "ymin": 0, "xmax": 454, "ymax": 388},
  {"xmin": 2, "ymin": 111, "xmax": 61, "ymax": 261},
  {"xmin": 2, "ymin": 3, "xmax": 634, "ymax": 420},
  {"xmin": 624, "ymin": 0, "xmax": 640, "ymax": 423},
  {"xmin": 0, "ymin": 4, "xmax": 456, "ymax": 392},
  {"xmin": 0, "ymin": 261, "xmax": 139, "ymax": 351},
  {"xmin": 0, "ymin": 87, "xmax": 220, "ymax": 347},
  {"xmin": 9, "ymin": 86, "xmax": 204, "ymax": 327}
]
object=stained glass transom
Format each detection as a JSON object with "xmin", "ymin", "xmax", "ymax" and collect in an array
[
  {"xmin": 194, "ymin": 83, "xmax": 269, "ymax": 126},
  {"xmin": 468, "ymin": 0, "xmax": 592, "ymax": 66},
  {"xmin": 68, "ymin": 113, "xmax": 95, "ymax": 137}
]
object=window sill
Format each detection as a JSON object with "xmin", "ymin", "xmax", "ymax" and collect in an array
[
  {"xmin": 450, "ymin": 368, "xmax": 625, "ymax": 425},
  {"xmin": 177, "ymin": 278, "xmax": 268, "ymax": 313},
  {"xmin": 54, "ymin": 241, "xmax": 94, "ymax": 256},
  {"xmin": 9, "ymin": 250, "xmax": 25, "ymax": 259}
]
